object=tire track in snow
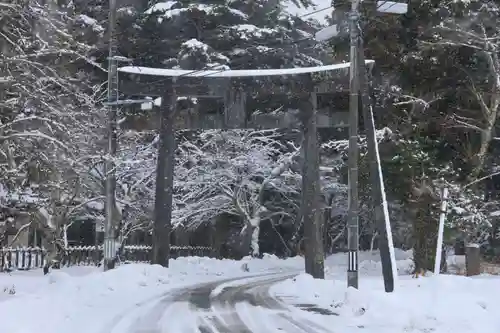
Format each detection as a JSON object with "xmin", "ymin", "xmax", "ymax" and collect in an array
[
  {"xmin": 100, "ymin": 275, "xmax": 258, "ymax": 333},
  {"xmin": 103, "ymin": 269, "xmax": 331, "ymax": 333},
  {"xmin": 206, "ymin": 273, "xmax": 298, "ymax": 332},
  {"xmin": 222, "ymin": 276, "xmax": 331, "ymax": 333},
  {"xmin": 104, "ymin": 271, "xmax": 289, "ymax": 333},
  {"xmin": 183, "ymin": 272, "xmax": 297, "ymax": 333}
]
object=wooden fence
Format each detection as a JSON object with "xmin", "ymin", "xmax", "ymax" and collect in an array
[{"xmin": 0, "ymin": 245, "xmax": 214, "ymax": 272}]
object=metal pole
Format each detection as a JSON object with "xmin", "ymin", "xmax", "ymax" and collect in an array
[
  {"xmin": 103, "ymin": 0, "xmax": 118, "ymax": 271},
  {"xmin": 347, "ymin": 0, "xmax": 360, "ymax": 288}
]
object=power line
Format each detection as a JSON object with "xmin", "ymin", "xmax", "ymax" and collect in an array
[
  {"xmin": 375, "ymin": 0, "xmax": 400, "ymax": 13},
  {"xmin": 132, "ymin": 36, "xmax": 314, "ymax": 85},
  {"xmin": 124, "ymin": 2, "xmax": 401, "ymax": 87},
  {"xmin": 298, "ymin": 6, "xmax": 334, "ymax": 18},
  {"xmin": 196, "ymin": 38, "xmax": 313, "ymax": 78},
  {"xmin": 199, "ymin": 1, "xmax": 401, "ymax": 79},
  {"xmin": 161, "ymin": 6, "xmax": 335, "ymax": 80},
  {"xmin": 127, "ymin": 4, "xmax": 337, "ymax": 81},
  {"xmin": 191, "ymin": 0, "xmax": 404, "ymax": 79},
  {"xmin": 298, "ymin": 1, "xmax": 399, "ymax": 20},
  {"xmin": 177, "ymin": 7, "xmax": 333, "ymax": 79}
]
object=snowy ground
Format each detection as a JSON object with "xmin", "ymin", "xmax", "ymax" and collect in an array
[
  {"xmin": 0, "ymin": 255, "xmax": 299, "ymax": 333},
  {"xmin": 272, "ymin": 250, "xmax": 500, "ymax": 333},
  {"xmin": 0, "ymin": 266, "xmax": 97, "ymax": 301},
  {"xmin": 1, "ymin": 251, "xmax": 498, "ymax": 333}
]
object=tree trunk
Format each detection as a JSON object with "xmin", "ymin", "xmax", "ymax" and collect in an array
[
  {"xmin": 469, "ymin": 127, "xmax": 493, "ymax": 181},
  {"xmin": 45, "ymin": 173, "xmax": 63, "ymax": 272},
  {"xmin": 240, "ymin": 223, "xmax": 257, "ymax": 258}
]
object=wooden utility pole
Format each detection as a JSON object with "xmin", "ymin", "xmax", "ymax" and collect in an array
[
  {"xmin": 152, "ymin": 84, "xmax": 176, "ymax": 267},
  {"xmin": 301, "ymin": 92, "xmax": 325, "ymax": 279},
  {"xmin": 347, "ymin": 0, "xmax": 361, "ymax": 289}
]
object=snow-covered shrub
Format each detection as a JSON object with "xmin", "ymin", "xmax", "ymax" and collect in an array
[{"xmin": 446, "ymin": 184, "xmax": 494, "ymax": 247}]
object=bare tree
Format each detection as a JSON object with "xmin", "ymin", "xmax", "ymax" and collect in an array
[
  {"xmin": 173, "ymin": 129, "xmax": 302, "ymax": 257},
  {"xmin": 0, "ymin": 1, "xmax": 108, "ymax": 266}
]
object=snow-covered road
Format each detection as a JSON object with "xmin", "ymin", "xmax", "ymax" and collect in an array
[
  {"xmin": 104, "ymin": 271, "xmax": 332, "ymax": 333},
  {"xmin": 3, "ymin": 252, "xmax": 499, "ymax": 333}
]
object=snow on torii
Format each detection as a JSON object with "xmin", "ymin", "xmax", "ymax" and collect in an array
[
  {"xmin": 117, "ymin": 60, "xmax": 376, "ymax": 115},
  {"xmin": 117, "ymin": 60, "xmax": 375, "ymax": 77}
]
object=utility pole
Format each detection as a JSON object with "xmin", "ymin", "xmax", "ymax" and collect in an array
[
  {"xmin": 103, "ymin": 0, "xmax": 118, "ymax": 271},
  {"xmin": 356, "ymin": 0, "xmax": 408, "ymax": 292},
  {"xmin": 320, "ymin": 0, "xmax": 406, "ymax": 290},
  {"xmin": 102, "ymin": 1, "xmax": 176, "ymax": 270},
  {"xmin": 151, "ymin": 82, "xmax": 176, "ymax": 267},
  {"xmin": 347, "ymin": 0, "xmax": 361, "ymax": 289},
  {"xmin": 357, "ymin": 40, "xmax": 396, "ymax": 292},
  {"xmin": 103, "ymin": 0, "xmax": 135, "ymax": 270}
]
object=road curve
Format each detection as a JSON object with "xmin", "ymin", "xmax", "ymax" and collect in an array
[
  {"xmin": 202, "ymin": 273, "xmax": 332, "ymax": 333},
  {"xmin": 104, "ymin": 270, "xmax": 332, "ymax": 333}
]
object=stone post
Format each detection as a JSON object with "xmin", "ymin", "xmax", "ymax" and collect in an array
[{"xmin": 465, "ymin": 244, "xmax": 481, "ymax": 276}]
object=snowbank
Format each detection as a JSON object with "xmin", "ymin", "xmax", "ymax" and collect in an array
[
  {"xmin": 5, "ymin": 250, "xmax": 491, "ymax": 333},
  {"xmin": 272, "ymin": 251, "xmax": 500, "ymax": 333},
  {"xmin": 324, "ymin": 248, "xmax": 414, "ymax": 277},
  {"xmin": 0, "ymin": 256, "xmax": 300, "ymax": 333},
  {"xmin": 0, "ymin": 266, "xmax": 97, "ymax": 301},
  {"xmin": 241, "ymin": 253, "xmax": 303, "ymax": 271}
]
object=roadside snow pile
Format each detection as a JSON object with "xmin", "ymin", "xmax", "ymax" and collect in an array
[
  {"xmin": 0, "ymin": 256, "xmax": 300, "ymax": 333},
  {"xmin": 0, "ymin": 266, "xmax": 97, "ymax": 301},
  {"xmin": 0, "ymin": 264, "xmax": 173, "ymax": 333},
  {"xmin": 166, "ymin": 254, "xmax": 302, "ymax": 276},
  {"xmin": 273, "ymin": 272, "xmax": 500, "ymax": 333},
  {"xmin": 241, "ymin": 253, "xmax": 303, "ymax": 272},
  {"xmin": 324, "ymin": 249, "xmax": 414, "ymax": 277}
]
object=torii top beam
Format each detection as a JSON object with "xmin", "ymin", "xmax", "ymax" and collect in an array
[
  {"xmin": 117, "ymin": 60, "xmax": 375, "ymax": 97},
  {"xmin": 118, "ymin": 61, "xmax": 374, "ymax": 77}
]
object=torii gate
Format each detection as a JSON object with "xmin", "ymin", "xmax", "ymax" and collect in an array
[{"xmin": 117, "ymin": 61, "xmax": 374, "ymax": 278}]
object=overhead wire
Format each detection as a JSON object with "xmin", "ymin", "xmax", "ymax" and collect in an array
[
  {"xmin": 190, "ymin": 6, "xmax": 347, "ymax": 79},
  {"xmin": 195, "ymin": 1, "xmax": 398, "ymax": 78},
  {"xmin": 126, "ymin": 5, "xmax": 336, "ymax": 83},
  {"xmin": 298, "ymin": 5, "xmax": 334, "ymax": 18},
  {"xmin": 128, "ymin": 35, "xmax": 315, "ymax": 92},
  {"xmin": 124, "ymin": 1, "xmax": 401, "ymax": 84}
]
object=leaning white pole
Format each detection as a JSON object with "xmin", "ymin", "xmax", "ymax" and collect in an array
[
  {"xmin": 371, "ymin": 112, "xmax": 398, "ymax": 287},
  {"xmin": 434, "ymin": 186, "xmax": 449, "ymax": 275}
]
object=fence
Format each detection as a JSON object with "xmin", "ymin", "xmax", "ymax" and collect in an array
[{"xmin": 0, "ymin": 245, "xmax": 214, "ymax": 272}]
